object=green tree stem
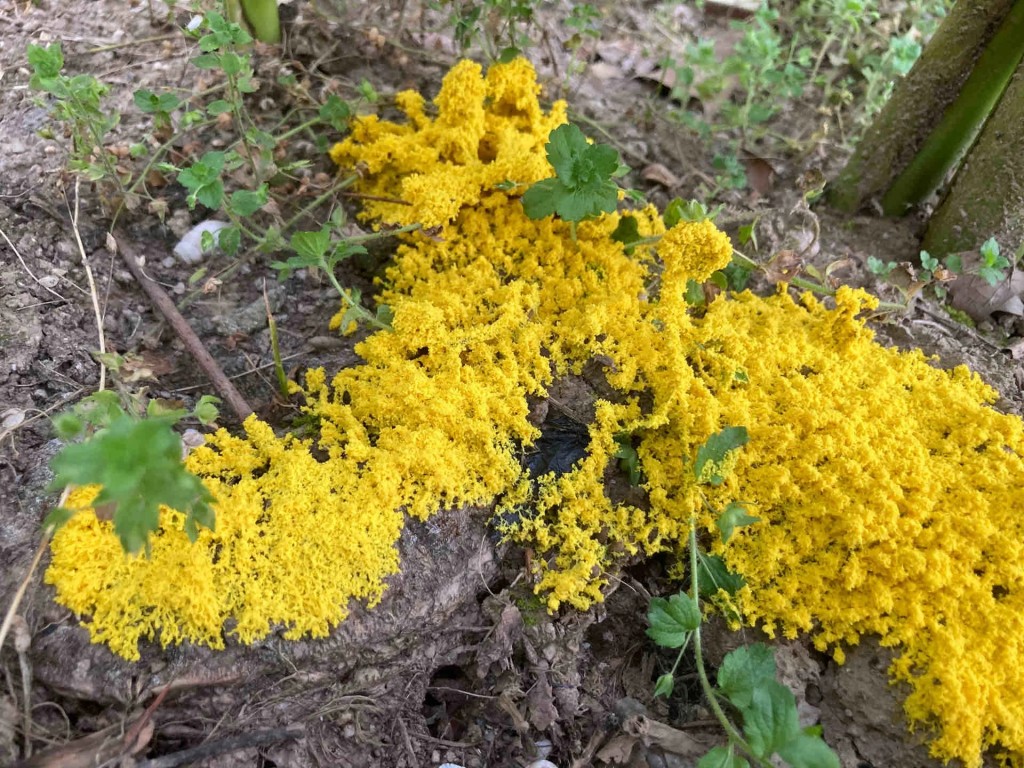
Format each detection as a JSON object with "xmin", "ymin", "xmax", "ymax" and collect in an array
[
  {"xmin": 689, "ymin": 520, "xmax": 773, "ymax": 768},
  {"xmin": 881, "ymin": 0, "xmax": 1024, "ymax": 215}
]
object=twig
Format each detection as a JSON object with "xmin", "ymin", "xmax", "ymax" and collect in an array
[
  {"xmin": 396, "ymin": 717, "xmax": 419, "ymax": 768},
  {"xmin": 0, "ymin": 488, "xmax": 68, "ymax": 656},
  {"xmin": 65, "ymin": 179, "xmax": 107, "ymax": 391},
  {"xmin": 134, "ymin": 725, "xmax": 305, "ymax": 768},
  {"xmin": 112, "ymin": 232, "xmax": 255, "ymax": 422}
]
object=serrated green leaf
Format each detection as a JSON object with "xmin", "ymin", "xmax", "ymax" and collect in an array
[
  {"xmin": 717, "ymin": 643, "xmax": 776, "ymax": 713},
  {"xmin": 27, "ymin": 42, "xmax": 64, "ymax": 79},
  {"xmin": 49, "ymin": 416, "xmax": 214, "ymax": 554},
  {"xmin": 228, "ymin": 184, "xmax": 268, "ymax": 217},
  {"xmin": 716, "ymin": 502, "xmax": 760, "ymax": 543},
  {"xmin": 217, "ymin": 226, "xmax": 241, "ymax": 257},
  {"xmin": 545, "ymin": 123, "xmax": 585, "ymax": 181},
  {"xmin": 654, "ymin": 673, "xmax": 675, "ymax": 698},
  {"xmin": 52, "ymin": 412, "xmax": 85, "ymax": 441},
  {"xmin": 776, "ymin": 731, "xmax": 840, "ymax": 768},
  {"xmin": 696, "ymin": 552, "xmax": 745, "ymax": 596},
  {"xmin": 521, "ymin": 177, "xmax": 562, "ymax": 220},
  {"xmin": 647, "ymin": 593, "xmax": 701, "ymax": 648},
  {"xmin": 685, "ymin": 278, "xmax": 706, "ymax": 307},
  {"xmin": 195, "ymin": 180, "xmax": 224, "ymax": 210},
  {"xmin": 206, "ymin": 98, "xmax": 234, "ymax": 116},
  {"xmin": 944, "ymin": 253, "xmax": 963, "ymax": 273},
  {"xmin": 291, "ymin": 227, "xmax": 331, "ymax": 263},
  {"xmin": 698, "ymin": 746, "xmax": 748, "ymax": 768},
  {"xmin": 742, "ymin": 681, "xmax": 801, "ymax": 759},
  {"xmin": 193, "ymin": 52, "xmax": 221, "ymax": 69},
  {"xmin": 695, "ymin": 426, "xmax": 748, "ymax": 486}
]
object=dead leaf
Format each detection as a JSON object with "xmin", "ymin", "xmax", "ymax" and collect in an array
[
  {"xmin": 763, "ymin": 249, "xmax": 804, "ymax": 284},
  {"xmin": 641, "ymin": 163, "xmax": 681, "ymax": 189},
  {"xmin": 621, "ymin": 714, "xmax": 704, "ymax": 758},
  {"xmin": 595, "ymin": 734, "xmax": 639, "ymax": 764},
  {"xmin": 526, "ymin": 669, "xmax": 558, "ymax": 731},
  {"xmin": 948, "ymin": 267, "xmax": 1024, "ymax": 322},
  {"xmin": 742, "ymin": 154, "xmax": 775, "ymax": 196},
  {"xmin": 475, "ymin": 603, "xmax": 523, "ymax": 678}
]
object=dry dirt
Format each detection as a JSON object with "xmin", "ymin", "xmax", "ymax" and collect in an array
[{"xmin": 1, "ymin": 2, "xmax": 1021, "ymax": 767}]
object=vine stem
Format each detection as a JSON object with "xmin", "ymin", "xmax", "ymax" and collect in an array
[{"xmin": 689, "ymin": 519, "xmax": 773, "ymax": 768}]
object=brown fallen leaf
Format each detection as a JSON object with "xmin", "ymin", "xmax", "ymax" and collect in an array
[
  {"xmin": 948, "ymin": 267, "xmax": 1024, "ymax": 323},
  {"xmin": 641, "ymin": 163, "xmax": 681, "ymax": 189},
  {"xmin": 763, "ymin": 249, "xmax": 804, "ymax": 284},
  {"xmin": 742, "ymin": 153, "xmax": 775, "ymax": 197}
]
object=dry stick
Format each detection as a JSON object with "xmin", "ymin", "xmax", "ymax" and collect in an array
[
  {"xmin": 134, "ymin": 725, "xmax": 305, "ymax": 768},
  {"xmin": 112, "ymin": 232, "xmax": 254, "ymax": 422},
  {"xmin": 0, "ymin": 488, "xmax": 69, "ymax": 655},
  {"xmin": 67, "ymin": 179, "xmax": 108, "ymax": 391}
]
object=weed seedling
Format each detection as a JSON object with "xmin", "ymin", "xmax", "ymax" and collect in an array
[{"xmin": 646, "ymin": 427, "xmax": 839, "ymax": 768}]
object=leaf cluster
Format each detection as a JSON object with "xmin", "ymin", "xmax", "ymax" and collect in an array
[
  {"xmin": 522, "ymin": 123, "xmax": 622, "ymax": 226},
  {"xmin": 47, "ymin": 392, "xmax": 221, "ymax": 555}
]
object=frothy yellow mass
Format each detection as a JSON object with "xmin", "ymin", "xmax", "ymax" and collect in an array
[{"xmin": 46, "ymin": 58, "xmax": 1024, "ymax": 768}]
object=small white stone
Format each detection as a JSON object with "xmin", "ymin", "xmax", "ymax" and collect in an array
[{"xmin": 173, "ymin": 220, "xmax": 230, "ymax": 264}]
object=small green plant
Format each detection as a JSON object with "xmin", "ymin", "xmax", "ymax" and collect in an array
[
  {"xmin": 46, "ymin": 386, "xmax": 221, "ymax": 555},
  {"xmin": 522, "ymin": 123, "xmax": 626, "ymax": 241},
  {"xmin": 271, "ymin": 216, "xmax": 420, "ymax": 332},
  {"xmin": 659, "ymin": 0, "xmax": 947, "ymax": 195},
  {"xmin": 646, "ymin": 427, "xmax": 839, "ymax": 768},
  {"xmin": 26, "ymin": 42, "xmax": 120, "ymax": 184},
  {"xmin": 435, "ymin": 0, "xmax": 540, "ymax": 61},
  {"xmin": 868, "ymin": 237, "xmax": 1010, "ymax": 302}
]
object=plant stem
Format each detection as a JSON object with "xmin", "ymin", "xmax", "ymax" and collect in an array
[
  {"xmin": 321, "ymin": 260, "xmax": 390, "ymax": 332},
  {"xmin": 689, "ymin": 520, "xmax": 772, "ymax": 768}
]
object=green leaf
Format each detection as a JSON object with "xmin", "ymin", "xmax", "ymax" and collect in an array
[
  {"xmin": 695, "ymin": 426, "xmax": 748, "ymax": 486},
  {"xmin": 919, "ymin": 250, "xmax": 938, "ymax": 272},
  {"xmin": 217, "ymin": 226, "xmax": 241, "ymax": 257},
  {"xmin": 291, "ymin": 226, "xmax": 332, "ymax": 263},
  {"xmin": 776, "ymin": 731, "xmax": 840, "ymax": 768},
  {"xmin": 611, "ymin": 215, "xmax": 641, "ymax": 250},
  {"xmin": 228, "ymin": 184, "xmax": 268, "ymax": 217},
  {"xmin": 193, "ymin": 53, "xmax": 222, "ymax": 69},
  {"xmin": 698, "ymin": 746, "xmax": 749, "ymax": 768},
  {"xmin": 27, "ymin": 42, "xmax": 64, "ymax": 79},
  {"xmin": 716, "ymin": 502, "xmax": 760, "ymax": 543},
  {"xmin": 193, "ymin": 395, "xmax": 221, "ymax": 426},
  {"xmin": 613, "ymin": 435, "xmax": 642, "ymax": 486},
  {"xmin": 742, "ymin": 680, "xmax": 802, "ymax": 759},
  {"xmin": 521, "ymin": 177, "xmax": 562, "ymax": 220},
  {"xmin": 646, "ymin": 593, "xmax": 701, "ymax": 648},
  {"xmin": 685, "ymin": 278, "xmax": 706, "ymax": 307},
  {"xmin": 319, "ymin": 94, "xmax": 351, "ymax": 129},
  {"xmin": 717, "ymin": 643, "xmax": 777, "ymax": 712},
  {"xmin": 980, "ymin": 236, "xmax": 1002, "ymax": 265},
  {"xmin": 654, "ymin": 673, "xmax": 675, "ymax": 698},
  {"xmin": 133, "ymin": 89, "xmax": 180, "ymax": 114},
  {"xmin": 49, "ymin": 415, "xmax": 215, "ymax": 554},
  {"xmin": 944, "ymin": 253, "xmax": 963, "ymax": 273},
  {"xmin": 52, "ymin": 412, "xmax": 85, "ymax": 441},
  {"xmin": 696, "ymin": 552, "xmax": 745, "ymax": 596},
  {"xmin": 522, "ymin": 124, "xmax": 621, "ymax": 224},
  {"xmin": 206, "ymin": 98, "xmax": 234, "ymax": 116}
]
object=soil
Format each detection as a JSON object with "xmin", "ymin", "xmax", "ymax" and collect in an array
[{"xmin": 1, "ymin": 2, "xmax": 1021, "ymax": 768}]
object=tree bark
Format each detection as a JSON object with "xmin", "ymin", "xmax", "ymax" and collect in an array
[
  {"xmin": 922, "ymin": 57, "xmax": 1024, "ymax": 256},
  {"xmin": 827, "ymin": 0, "xmax": 1014, "ymax": 213}
]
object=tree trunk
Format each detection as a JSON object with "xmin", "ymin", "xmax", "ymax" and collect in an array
[
  {"xmin": 922, "ymin": 57, "xmax": 1024, "ymax": 256},
  {"xmin": 827, "ymin": 0, "xmax": 1013, "ymax": 213}
]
